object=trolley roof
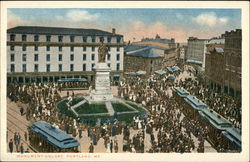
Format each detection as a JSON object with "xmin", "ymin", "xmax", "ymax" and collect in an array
[{"xmin": 29, "ymin": 121, "xmax": 80, "ymax": 149}]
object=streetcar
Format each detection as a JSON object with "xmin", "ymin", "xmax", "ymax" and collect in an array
[
  {"xmin": 173, "ymin": 87, "xmax": 241, "ymax": 152},
  {"xmin": 28, "ymin": 121, "xmax": 80, "ymax": 152}
]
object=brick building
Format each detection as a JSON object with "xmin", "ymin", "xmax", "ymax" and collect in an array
[
  {"xmin": 205, "ymin": 29, "xmax": 241, "ymax": 97},
  {"xmin": 124, "ymin": 45, "xmax": 163, "ymax": 75},
  {"xmin": 224, "ymin": 29, "xmax": 242, "ymax": 97}
]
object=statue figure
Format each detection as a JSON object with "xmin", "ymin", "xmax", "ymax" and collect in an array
[{"xmin": 98, "ymin": 37, "xmax": 109, "ymax": 63}]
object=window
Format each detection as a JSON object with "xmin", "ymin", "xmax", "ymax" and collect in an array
[
  {"xmin": 58, "ymin": 36, "xmax": 63, "ymax": 42},
  {"xmin": 92, "ymin": 37, "xmax": 95, "ymax": 43},
  {"xmin": 22, "ymin": 54, "xmax": 26, "ymax": 62},
  {"xmin": 117, "ymin": 37, "xmax": 121, "ymax": 43},
  {"xmin": 59, "ymin": 46, "xmax": 62, "ymax": 51},
  {"xmin": 83, "ymin": 64, "xmax": 86, "ymax": 71},
  {"xmin": 22, "ymin": 45, "xmax": 26, "ymax": 51},
  {"xmin": 34, "ymin": 54, "xmax": 39, "ymax": 61},
  {"xmin": 70, "ymin": 64, "xmax": 74, "ymax": 71},
  {"xmin": 22, "ymin": 64, "xmax": 27, "ymax": 72},
  {"xmin": 92, "ymin": 47, "xmax": 95, "ymax": 52},
  {"xmin": 70, "ymin": 46, "xmax": 74, "ymax": 52},
  {"xmin": 10, "ymin": 54, "xmax": 15, "ymax": 62},
  {"xmin": 107, "ymin": 37, "xmax": 111, "ymax": 43},
  {"xmin": 34, "ymin": 45, "xmax": 38, "ymax": 51},
  {"xmin": 83, "ymin": 37, "xmax": 87, "ymax": 43},
  {"xmin": 46, "ymin": 46, "xmax": 50, "ymax": 51},
  {"xmin": 10, "ymin": 64, "xmax": 15, "ymax": 72},
  {"xmin": 116, "ymin": 63, "xmax": 120, "ymax": 71},
  {"xmin": 83, "ymin": 54, "xmax": 86, "ymax": 61},
  {"xmin": 70, "ymin": 54, "xmax": 74, "ymax": 61},
  {"xmin": 46, "ymin": 54, "xmax": 50, "ymax": 61},
  {"xmin": 10, "ymin": 46, "xmax": 15, "ymax": 51},
  {"xmin": 10, "ymin": 34, "xmax": 15, "ymax": 41},
  {"xmin": 107, "ymin": 54, "xmax": 111, "ymax": 61},
  {"xmin": 108, "ymin": 63, "xmax": 111, "ymax": 67},
  {"xmin": 46, "ymin": 35, "xmax": 51, "ymax": 42},
  {"xmin": 70, "ymin": 36, "xmax": 74, "ymax": 42},
  {"xmin": 46, "ymin": 64, "xmax": 50, "ymax": 72},
  {"xmin": 58, "ymin": 54, "xmax": 62, "ymax": 61},
  {"xmin": 99, "ymin": 37, "xmax": 104, "ymax": 42},
  {"xmin": 34, "ymin": 35, "xmax": 39, "ymax": 42},
  {"xmin": 91, "ymin": 64, "xmax": 95, "ymax": 71},
  {"xmin": 108, "ymin": 47, "xmax": 111, "ymax": 51},
  {"xmin": 34, "ymin": 64, "xmax": 39, "ymax": 72},
  {"xmin": 83, "ymin": 47, "xmax": 86, "ymax": 51},
  {"xmin": 116, "ymin": 54, "xmax": 120, "ymax": 61},
  {"xmin": 91, "ymin": 54, "xmax": 95, "ymax": 61},
  {"xmin": 117, "ymin": 47, "xmax": 120, "ymax": 52},
  {"xmin": 22, "ymin": 35, "xmax": 27, "ymax": 41},
  {"xmin": 58, "ymin": 64, "xmax": 62, "ymax": 72}
]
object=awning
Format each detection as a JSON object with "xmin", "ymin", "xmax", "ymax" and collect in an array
[
  {"xmin": 172, "ymin": 66, "xmax": 180, "ymax": 72},
  {"xmin": 58, "ymin": 78, "xmax": 88, "ymax": 82},
  {"xmin": 166, "ymin": 75, "xmax": 175, "ymax": 80},
  {"xmin": 154, "ymin": 70, "xmax": 166, "ymax": 75},
  {"xmin": 136, "ymin": 71, "xmax": 146, "ymax": 75},
  {"xmin": 186, "ymin": 60, "xmax": 203, "ymax": 65},
  {"xmin": 127, "ymin": 72, "xmax": 138, "ymax": 76}
]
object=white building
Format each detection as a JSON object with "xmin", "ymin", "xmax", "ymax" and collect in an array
[
  {"xmin": 186, "ymin": 37, "xmax": 209, "ymax": 68},
  {"xmin": 7, "ymin": 26, "xmax": 124, "ymax": 83}
]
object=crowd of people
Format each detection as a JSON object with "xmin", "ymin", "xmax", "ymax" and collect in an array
[
  {"xmin": 7, "ymin": 64, "xmax": 241, "ymax": 153},
  {"xmin": 176, "ymin": 75, "xmax": 241, "ymax": 129}
]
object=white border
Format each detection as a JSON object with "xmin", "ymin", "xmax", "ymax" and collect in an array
[{"xmin": 0, "ymin": 1, "xmax": 249, "ymax": 162}]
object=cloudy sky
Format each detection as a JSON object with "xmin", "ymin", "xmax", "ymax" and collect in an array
[{"xmin": 8, "ymin": 8, "xmax": 241, "ymax": 43}]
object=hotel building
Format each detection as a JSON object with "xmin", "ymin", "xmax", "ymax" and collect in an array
[{"xmin": 7, "ymin": 26, "xmax": 125, "ymax": 84}]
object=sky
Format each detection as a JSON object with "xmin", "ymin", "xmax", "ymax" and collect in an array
[{"xmin": 7, "ymin": 8, "xmax": 241, "ymax": 43}]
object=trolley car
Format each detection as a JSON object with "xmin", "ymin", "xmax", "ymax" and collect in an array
[
  {"xmin": 28, "ymin": 121, "xmax": 80, "ymax": 152},
  {"xmin": 173, "ymin": 87, "xmax": 241, "ymax": 152}
]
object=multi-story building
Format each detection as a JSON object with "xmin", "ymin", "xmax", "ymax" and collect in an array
[
  {"xmin": 205, "ymin": 29, "xmax": 241, "ymax": 98},
  {"xmin": 205, "ymin": 45, "xmax": 225, "ymax": 93},
  {"xmin": 7, "ymin": 26, "xmax": 125, "ymax": 83},
  {"xmin": 124, "ymin": 45, "xmax": 163, "ymax": 75},
  {"xmin": 132, "ymin": 34, "xmax": 177, "ymax": 49},
  {"xmin": 186, "ymin": 37, "xmax": 209, "ymax": 68},
  {"xmin": 224, "ymin": 29, "xmax": 241, "ymax": 97},
  {"xmin": 179, "ymin": 45, "xmax": 187, "ymax": 60},
  {"xmin": 163, "ymin": 48, "xmax": 178, "ymax": 67}
]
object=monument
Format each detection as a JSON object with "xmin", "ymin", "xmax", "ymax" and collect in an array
[
  {"xmin": 57, "ymin": 36, "xmax": 147, "ymax": 122},
  {"xmin": 89, "ymin": 37, "xmax": 114, "ymax": 102}
]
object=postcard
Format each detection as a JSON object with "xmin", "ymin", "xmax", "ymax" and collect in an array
[{"xmin": 0, "ymin": 1, "xmax": 249, "ymax": 162}]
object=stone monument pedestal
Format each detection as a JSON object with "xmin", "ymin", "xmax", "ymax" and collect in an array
[{"xmin": 89, "ymin": 63, "xmax": 113, "ymax": 102}]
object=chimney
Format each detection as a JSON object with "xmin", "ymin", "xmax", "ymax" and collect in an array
[
  {"xmin": 171, "ymin": 38, "xmax": 175, "ymax": 43},
  {"xmin": 112, "ymin": 28, "xmax": 116, "ymax": 35}
]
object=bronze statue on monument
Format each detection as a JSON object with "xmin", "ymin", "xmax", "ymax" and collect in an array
[{"xmin": 98, "ymin": 37, "xmax": 109, "ymax": 63}]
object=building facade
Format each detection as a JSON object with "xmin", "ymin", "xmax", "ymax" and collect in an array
[
  {"xmin": 163, "ymin": 48, "xmax": 178, "ymax": 67},
  {"xmin": 132, "ymin": 35, "xmax": 177, "ymax": 49},
  {"xmin": 205, "ymin": 45, "xmax": 225, "ymax": 93},
  {"xmin": 186, "ymin": 37, "xmax": 209, "ymax": 68},
  {"xmin": 7, "ymin": 26, "xmax": 125, "ymax": 83},
  {"xmin": 205, "ymin": 29, "xmax": 241, "ymax": 98},
  {"xmin": 224, "ymin": 29, "xmax": 241, "ymax": 97},
  {"xmin": 124, "ymin": 45, "xmax": 163, "ymax": 75}
]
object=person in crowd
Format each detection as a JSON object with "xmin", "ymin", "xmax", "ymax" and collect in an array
[
  {"xmin": 9, "ymin": 139, "xmax": 13, "ymax": 153},
  {"xmin": 89, "ymin": 143, "xmax": 94, "ymax": 153}
]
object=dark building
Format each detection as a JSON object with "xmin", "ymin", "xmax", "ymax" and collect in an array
[
  {"xmin": 224, "ymin": 29, "xmax": 242, "ymax": 97},
  {"xmin": 205, "ymin": 29, "xmax": 241, "ymax": 98}
]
